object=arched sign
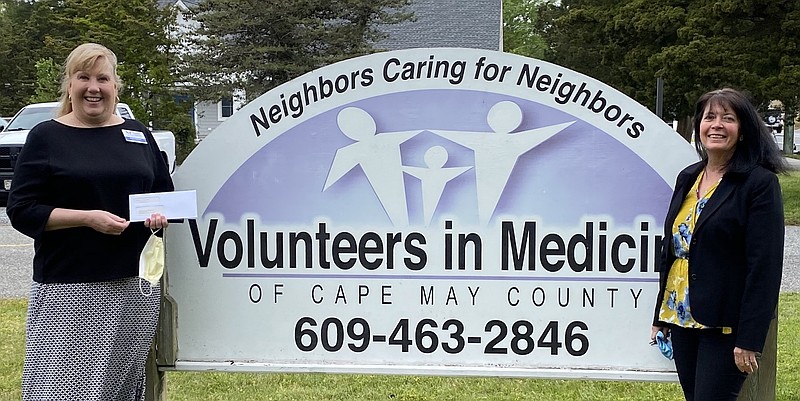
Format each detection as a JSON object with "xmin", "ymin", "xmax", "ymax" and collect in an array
[{"xmin": 166, "ymin": 48, "xmax": 697, "ymax": 380}]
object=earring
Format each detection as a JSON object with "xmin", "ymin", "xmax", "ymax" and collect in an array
[
  {"xmin": 116, "ymin": 95, "xmax": 120, "ymax": 103},
  {"xmin": 739, "ymin": 135, "xmax": 744, "ymax": 142}
]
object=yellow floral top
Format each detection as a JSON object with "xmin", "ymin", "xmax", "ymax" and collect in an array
[{"xmin": 658, "ymin": 170, "xmax": 729, "ymax": 332}]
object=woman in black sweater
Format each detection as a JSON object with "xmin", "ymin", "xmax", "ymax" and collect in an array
[{"xmin": 7, "ymin": 43, "xmax": 174, "ymax": 401}]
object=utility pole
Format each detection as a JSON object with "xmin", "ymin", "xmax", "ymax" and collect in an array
[
  {"xmin": 655, "ymin": 77, "xmax": 664, "ymax": 119},
  {"xmin": 784, "ymin": 109, "xmax": 795, "ymax": 155}
]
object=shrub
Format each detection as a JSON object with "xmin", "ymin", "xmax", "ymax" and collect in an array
[{"xmin": 166, "ymin": 112, "xmax": 197, "ymax": 165}]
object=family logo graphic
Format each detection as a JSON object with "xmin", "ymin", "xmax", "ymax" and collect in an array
[
  {"xmin": 324, "ymin": 101, "xmax": 574, "ymax": 226},
  {"xmin": 202, "ymin": 87, "xmax": 673, "ymax": 228}
]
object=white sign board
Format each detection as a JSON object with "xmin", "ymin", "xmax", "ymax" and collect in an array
[{"xmin": 166, "ymin": 48, "xmax": 698, "ymax": 380}]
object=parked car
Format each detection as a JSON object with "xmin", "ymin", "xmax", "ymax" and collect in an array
[{"xmin": 0, "ymin": 102, "xmax": 175, "ymax": 206}]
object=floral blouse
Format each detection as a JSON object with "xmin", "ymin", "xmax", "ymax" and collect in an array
[{"xmin": 658, "ymin": 170, "xmax": 729, "ymax": 332}]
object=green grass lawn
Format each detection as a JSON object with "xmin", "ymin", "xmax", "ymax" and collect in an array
[
  {"xmin": 780, "ymin": 171, "xmax": 800, "ymax": 225},
  {"xmin": 2, "ymin": 294, "xmax": 799, "ymax": 400}
]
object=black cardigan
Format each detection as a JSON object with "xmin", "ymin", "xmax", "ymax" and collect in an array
[{"xmin": 652, "ymin": 161, "xmax": 784, "ymax": 353}]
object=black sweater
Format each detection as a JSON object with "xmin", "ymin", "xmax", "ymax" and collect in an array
[{"xmin": 7, "ymin": 119, "xmax": 174, "ymax": 283}]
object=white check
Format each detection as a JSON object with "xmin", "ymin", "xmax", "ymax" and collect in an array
[{"xmin": 129, "ymin": 190, "xmax": 198, "ymax": 222}]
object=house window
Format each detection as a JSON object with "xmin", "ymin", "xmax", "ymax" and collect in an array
[
  {"xmin": 216, "ymin": 91, "xmax": 244, "ymax": 121},
  {"xmin": 220, "ymin": 96, "xmax": 234, "ymax": 118}
]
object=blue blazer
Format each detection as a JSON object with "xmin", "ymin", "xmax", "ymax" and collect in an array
[{"xmin": 652, "ymin": 161, "xmax": 784, "ymax": 353}]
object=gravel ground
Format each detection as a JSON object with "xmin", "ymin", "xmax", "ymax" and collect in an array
[{"xmin": 1, "ymin": 208, "xmax": 799, "ymax": 299}]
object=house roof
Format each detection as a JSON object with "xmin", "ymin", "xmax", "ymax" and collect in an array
[
  {"xmin": 158, "ymin": 0, "xmax": 501, "ymax": 51},
  {"xmin": 378, "ymin": 0, "xmax": 501, "ymax": 51},
  {"xmin": 180, "ymin": 0, "xmax": 502, "ymax": 139},
  {"xmin": 157, "ymin": 0, "xmax": 200, "ymax": 9}
]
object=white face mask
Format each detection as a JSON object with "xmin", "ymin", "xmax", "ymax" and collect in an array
[{"xmin": 139, "ymin": 228, "xmax": 165, "ymax": 296}]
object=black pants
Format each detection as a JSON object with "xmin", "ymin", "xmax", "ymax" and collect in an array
[{"xmin": 670, "ymin": 325, "xmax": 749, "ymax": 401}]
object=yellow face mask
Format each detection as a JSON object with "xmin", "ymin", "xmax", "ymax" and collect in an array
[{"xmin": 139, "ymin": 228, "xmax": 164, "ymax": 296}]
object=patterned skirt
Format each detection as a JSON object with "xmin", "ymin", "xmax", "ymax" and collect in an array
[{"xmin": 22, "ymin": 277, "xmax": 160, "ymax": 401}]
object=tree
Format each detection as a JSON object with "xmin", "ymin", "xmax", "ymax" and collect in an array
[
  {"xmin": 502, "ymin": 0, "xmax": 549, "ymax": 58},
  {"xmin": 29, "ymin": 58, "xmax": 61, "ymax": 103},
  {"xmin": 0, "ymin": 0, "xmax": 180, "ymax": 123},
  {"xmin": 538, "ymin": 0, "xmax": 800, "ymax": 127},
  {"xmin": 182, "ymin": 0, "xmax": 413, "ymax": 102},
  {"xmin": 0, "ymin": 0, "xmax": 91, "ymax": 114},
  {"xmin": 48, "ymin": 0, "xmax": 179, "ymax": 123},
  {"xmin": 539, "ymin": 0, "xmax": 689, "ymax": 119},
  {"xmin": 649, "ymin": 0, "xmax": 793, "ymax": 115},
  {"xmin": 0, "ymin": 0, "xmax": 42, "ymax": 115}
]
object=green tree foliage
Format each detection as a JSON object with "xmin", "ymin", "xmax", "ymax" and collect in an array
[
  {"xmin": 166, "ymin": 109, "xmax": 197, "ymax": 164},
  {"xmin": 0, "ymin": 0, "xmax": 179, "ymax": 123},
  {"xmin": 0, "ymin": 0, "xmax": 87, "ymax": 114},
  {"xmin": 538, "ymin": 0, "xmax": 688, "ymax": 119},
  {"xmin": 503, "ymin": 0, "xmax": 548, "ymax": 58},
  {"xmin": 182, "ymin": 0, "xmax": 413, "ymax": 102},
  {"xmin": 538, "ymin": 0, "xmax": 800, "ymax": 123},
  {"xmin": 29, "ymin": 58, "xmax": 61, "ymax": 103},
  {"xmin": 0, "ymin": 0, "xmax": 41, "ymax": 115}
]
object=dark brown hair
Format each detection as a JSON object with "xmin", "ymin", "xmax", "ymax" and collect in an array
[{"xmin": 693, "ymin": 88, "xmax": 787, "ymax": 174}]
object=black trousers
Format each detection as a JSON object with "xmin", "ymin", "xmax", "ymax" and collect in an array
[{"xmin": 670, "ymin": 325, "xmax": 749, "ymax": 401}]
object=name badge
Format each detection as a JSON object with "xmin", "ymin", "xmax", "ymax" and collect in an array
[{"xmin": 122, "ymin": 129, "xmax": 148, "ymax": 144}]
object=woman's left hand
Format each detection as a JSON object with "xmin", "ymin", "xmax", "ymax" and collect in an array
[
  {"xmin": 734, "ymin": 347, "xmax": 758, "ymax": 374},
  {"xmin": 144, "ymin": 213, "xmax": 168, "ymax": 230}
]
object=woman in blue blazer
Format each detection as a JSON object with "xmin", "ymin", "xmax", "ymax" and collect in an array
[{"xmin": 651, "ymin": 88, "xmax": 787, "ymax": 401}]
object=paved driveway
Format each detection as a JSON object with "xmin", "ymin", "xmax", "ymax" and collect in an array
[{"xmin": 0, "ymin": 209, "xmax": 32, "ymax": 298}]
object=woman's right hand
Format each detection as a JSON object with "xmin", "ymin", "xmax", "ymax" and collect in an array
[
  {"xmin": 84, "ymin": 210, "xmax": 129, "ymax": 235},
  {"xmin": 46, "ymin": 208, "xmax": 129, "ymax": 234}
]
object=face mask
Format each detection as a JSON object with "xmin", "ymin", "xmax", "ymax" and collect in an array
[
  {"xmin": 652, "ymin": 330, "xmax": 673, "ymax": 360},
  {"xmin": 139, "ymin": 228, "xmax": 164, "ymax": 296}
]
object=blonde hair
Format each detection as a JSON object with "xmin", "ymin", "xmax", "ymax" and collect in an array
[{"xmin": 57, "ymin": 43, "xmax": 122, "ymax": 117}]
